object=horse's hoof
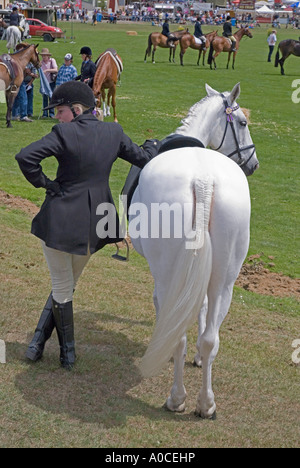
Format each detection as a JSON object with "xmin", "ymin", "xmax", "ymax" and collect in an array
[
  {"xmin": 194, "ymin": 410, "xmax": 217, "ymax": 420},
  {"xmin": 163, "ymin": 400, "xmax": 186, "ymax": 413},
  {"xmin": 192, "ymin": 359, "xmax": 202, "ymax": 368}
]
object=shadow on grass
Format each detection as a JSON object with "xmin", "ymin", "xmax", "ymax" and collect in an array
[{"xmin": 11, "ymin": 311, "xmax": 196, "ymax": 428}]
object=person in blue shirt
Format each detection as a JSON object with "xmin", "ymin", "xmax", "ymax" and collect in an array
[{"xmin": 56, "ymin": 53, "xmax": 78, "ymax": 88}]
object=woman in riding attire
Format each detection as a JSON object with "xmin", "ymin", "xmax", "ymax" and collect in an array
[
  {"xmin": 15, "ymin": 81, "xmax": 161, "ymax": 370},
  {"xmin": 9, "ymin": 7, "xmax": 20, "ymax": 27},
  {"xmin": 75, "ymin": 46, "xmax": 97, "ymax": 88},
  {"xmin": 162, "ymin": 18, "xmax": 175, "ymax": 48},
  {"xmin": 223, "ymin": 16, "xmax": 236, "ymax": 52},
  {"xmin": 194, "ymin": 17, "xmax": 206, "ymax": 51}
]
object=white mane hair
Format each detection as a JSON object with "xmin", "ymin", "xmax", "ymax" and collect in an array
[{"xmin": 175, "ymin": 92, "xmax": 229, "ymax": 136}]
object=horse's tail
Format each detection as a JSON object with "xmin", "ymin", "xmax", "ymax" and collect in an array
[
  {"xmin": 207, "ymin": 41, "xmax": 214, "ymax": 65},
  {"xmin": 275, "ymin": 47, "xmax": 280, "ymax": 67},
  {"xmin": 140, "ymin": 177, "xmax": 214, "ymax": 378},
  {"xmin": 146, "ymin": 34, "xmax": 152, "ymax": 57}
]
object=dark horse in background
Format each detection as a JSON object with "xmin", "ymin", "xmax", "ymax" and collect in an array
[
  {"xmin": 275, "ymin": 39, "xmax": 300, "ymax": 75},
  {"xmin": 144, "ymin": 29, "xmax": 189, "ymax": 64}
]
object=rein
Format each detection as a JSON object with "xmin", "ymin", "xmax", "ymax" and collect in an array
[{"xmin": 214, "ymin": 94, "xmax": 256, "ymax": 168}]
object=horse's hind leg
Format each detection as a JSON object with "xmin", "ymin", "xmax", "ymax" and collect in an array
[
  {"xmin": 226, "ymin": 52, "xmax": 232, "ymax": 69},
  {"xmin": 195, "ymin": 192, "xmax": 250, "ymax": 419},
  {"xmin": 197, "ymin": 50, "xmax": 202, "ymax": 66},
  {"xmin": 6, "ymin": 91, "xmax": 14, "ymax": 128},
  {"xmin": 193, "ymin": 295, "xmax": 208, "ymax": 367},
  {"xmin": 152, "ymin": 46, "xmax": 156, "ymax": 64},
  {"xmin": 109, "ymin": 87, "xmax": 117, "ymax": 123},
  {"xmin": 165, "ymin": 334, "xmax": 187, "ymax": 413},
  {"xmin": 279, "ymin": 58, "xmax": 285, "ymax": 75}
]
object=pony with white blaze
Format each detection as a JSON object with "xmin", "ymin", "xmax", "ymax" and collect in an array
[{"xmin": 129, "ymin": 83, "xmax": 259, "ymax": 419}]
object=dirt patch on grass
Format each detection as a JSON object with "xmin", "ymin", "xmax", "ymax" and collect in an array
[
  {"xmin": 236, "ymin": 254, "xmax": 300, "ymax": 300},
  {"xmin": 0, "ymin": 189, "xmax": 39, "ymax": 216},
  {"xmin": 0, "ymin": 191, "xmax": 299, "ymax": 300}
]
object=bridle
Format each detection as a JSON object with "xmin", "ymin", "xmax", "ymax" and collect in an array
[{"xmin": 213, "ymin": 94, "xmax": 256, "ymax": 168}]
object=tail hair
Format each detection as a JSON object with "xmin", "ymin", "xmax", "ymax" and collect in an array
[
  {"xmin": 140, "ymin": 177, "xmax": 214, "ymax": 378},
  {"xmin": 207, "ymin": 42, "xmax": 214, "ymax": 65},
  {"xmin": 146, "ymin": 34, "xmax": 152, "ymax": 57},
  {"xmin": 274, "ymin": 49, "xmax": 280, "ymax": 67}
]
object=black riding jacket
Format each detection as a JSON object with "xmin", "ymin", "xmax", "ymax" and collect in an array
[{"xmin": 15, "ymin": 114, "xmax": 161, "ymax": 255}]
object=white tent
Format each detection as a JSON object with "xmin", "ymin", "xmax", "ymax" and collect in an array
[{"xmin": 256, "ymin": 5, "xmax": 273, "ymax": 12}]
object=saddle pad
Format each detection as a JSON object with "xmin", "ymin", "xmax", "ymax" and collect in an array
[
  {"xmin": 0, "ymin": 55, "xmax": 18, "ymax": 81},
  {"xmin": 194, "ymin": 36, "xmax": 202, "ymax": 45},
  {"xmin": 122, "ymin": 135, "xmax": 205, "ymax": 212},
  {"xmin": 96, "ymin": 49, "xmax": 123, "ymax": 78}
]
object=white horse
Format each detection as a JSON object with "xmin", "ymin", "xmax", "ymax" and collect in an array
[
  {"xmin": 128, "ymin": 83, "xmax": 259, "ymax": 419},
  {"xmin": 5, "ymin": 26, "xmax": 21, "ymax": 53}
]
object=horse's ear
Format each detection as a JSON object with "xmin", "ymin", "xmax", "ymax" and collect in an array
[
  {"xmin": 228, "ymin": 82, "xmax": 241, "ymax": 105},
  {"xmin": 35, "ymin": 44, "xmax": 39, "ymax": 49},
  {"xmin": 205, "ymin": 84, "xmax": 219, "ymax": 97}
]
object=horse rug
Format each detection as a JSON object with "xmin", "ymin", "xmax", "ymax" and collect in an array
[
  {"xmin": 194, "ymin": 36, "xmax": 202, "ymax": 45},
  {"xmin": 95, "ymin": 48, "xmax": 123, "ymax": 80}
]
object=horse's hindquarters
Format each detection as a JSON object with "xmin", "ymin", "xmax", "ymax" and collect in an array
[{"xmin": 130, "ymin": 147, "xmax": 251, "ymax": 275}]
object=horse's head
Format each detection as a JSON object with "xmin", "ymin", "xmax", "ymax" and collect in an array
[
  {"xmin": 243, "ymin": 27, "xmax": 253, "ymax": 39},
  {"xmin": 31, "ymin": 44, "xmax": 41, "ymax": 68},
  {"xmin": 205, "ymin": 83, "xmax": 259, "ymax": 176}
]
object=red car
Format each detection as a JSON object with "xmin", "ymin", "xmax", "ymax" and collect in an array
[{"xmin": 25, "ymin": 18, "xmax": 64, "ymax": 41}]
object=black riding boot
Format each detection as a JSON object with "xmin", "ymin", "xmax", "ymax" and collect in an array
[
  {"xmin": 231, "ymin": 41, "xmax": 237, "ymax": 52},
  {"xmin": 52, "ymin": 299, "xmax": 75, "ymax": 370},
  {"xmin": 26, "ymin": 293, "xmax": 55, "ymax": 362}
]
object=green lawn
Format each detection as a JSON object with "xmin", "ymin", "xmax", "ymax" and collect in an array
[{"xmin": 0, "ymin": 21, "xmax": 299, "ymax": 448}]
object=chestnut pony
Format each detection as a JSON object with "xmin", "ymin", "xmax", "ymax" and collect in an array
[
  {"xmin": 208, "ymin": 27, "xmax": 253, "ymax": 70},
  {"xmin": 0, "ymin": 43, "xmax": 40, "ymax": 128},
  {"xmin": 93, "ymin": 49, "xmax": 123, "ymax": 123},
  {"xmin": 179, "ymin": 30, "xmax": 218, "ymax": 66},
  {"xmin": 144, "ymin": 29, "xmax": 189, "ymax": 64}
]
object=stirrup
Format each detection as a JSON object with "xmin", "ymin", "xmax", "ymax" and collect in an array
[{"xmin": 112, "ymin": 238, "xmax": 129, "ymax": 262}]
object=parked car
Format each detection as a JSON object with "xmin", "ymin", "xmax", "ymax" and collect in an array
[{"xmin": 25, "ymin": 18, "xmax": 64, "ymax": 42}]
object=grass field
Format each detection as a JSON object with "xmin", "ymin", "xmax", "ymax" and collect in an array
[{"xmin": 0, "ymin": 21, "xmax": 299, "ymax": 448}]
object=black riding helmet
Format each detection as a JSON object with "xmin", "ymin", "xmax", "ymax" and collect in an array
[
  {"xmin": 43, "ymin": 81, "xmax": 96, "ymax": 113},
  {"xmin": 80, "ymin": 46, "xmax": 92, "ymax": 56}
]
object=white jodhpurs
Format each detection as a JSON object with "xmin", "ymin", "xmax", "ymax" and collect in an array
[{"xmin": 41, "ymin": 241, "xmax": 91, "ymax": 304}]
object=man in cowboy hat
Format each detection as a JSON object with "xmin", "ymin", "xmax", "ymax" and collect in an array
[{"xmin": 40, "ymin": 48, "xmax": 58, "ymax": 118}]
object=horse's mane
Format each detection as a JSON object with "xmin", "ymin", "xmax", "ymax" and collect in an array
[
  {"xmin": 176, "ymin": 95, "xmax": 213, "ymax": 133},
  {"xmin": 12, "ymin": 43, "xmax": 32, "ymax": 55}
]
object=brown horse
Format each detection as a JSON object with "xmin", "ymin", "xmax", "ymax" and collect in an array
[
  {"xmin": 0, "ymin": 43, "xmax": 40, "ymax": 128},
  {"xmin": 208, "ymin": 27, "xmax": 253, "ymax": 70},
  {"xmin": 144, "ymin": 29, "xmax": 189, "ymax": 64},
  {"xmin": 93, "ymin": 49, "xmax": 123, "ymax": 122},
  {"xmin": 179, "ymin": 31, "xmax": 218, "ymax": 66},
  {"xmin": 275, "ymin": 39, "xmax": 300, "ymax": 75}
]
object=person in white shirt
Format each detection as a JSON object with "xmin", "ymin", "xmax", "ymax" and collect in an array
[{"xmin": 267, "ymin": 30, "xmax": 277, "ymax": 62}]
